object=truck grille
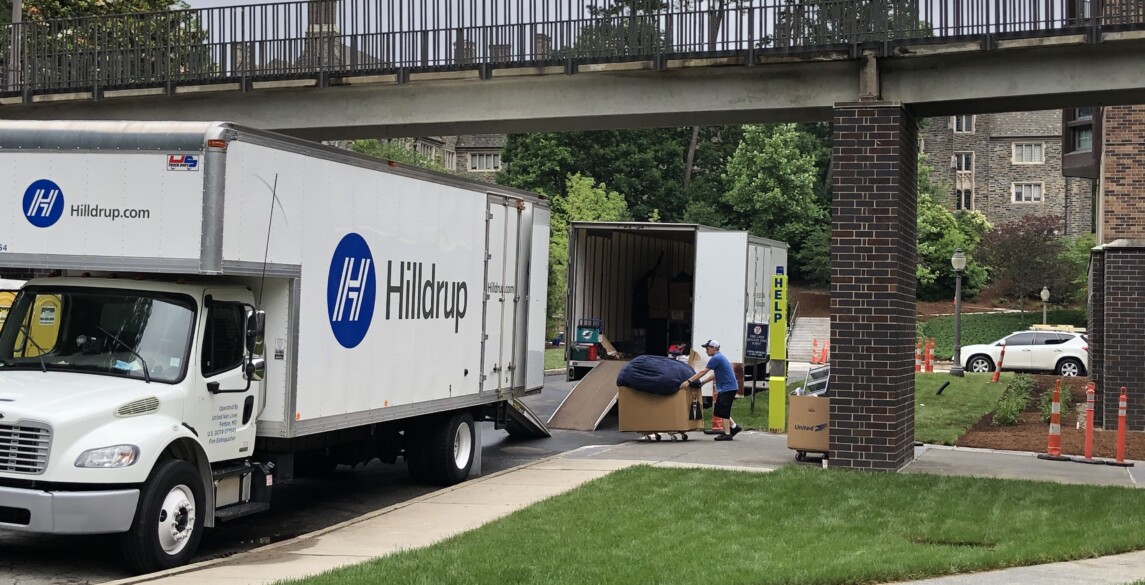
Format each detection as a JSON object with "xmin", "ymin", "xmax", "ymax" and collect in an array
[{"xmin": 0, "ymin": 423, "xmax": 51, "ymax": 475}]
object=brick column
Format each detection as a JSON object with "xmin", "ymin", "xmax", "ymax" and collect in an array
[
  {"xmin": 829, "ymin": 102, "xmax": 918, "ymax": 471},
  {"xmin": 1089, "ymin": 250, "xmax": 1106, "ymax": 425},
  {"xmin": 1100, "ymin": 245, "xmax": 1145, "ymax": 430}
]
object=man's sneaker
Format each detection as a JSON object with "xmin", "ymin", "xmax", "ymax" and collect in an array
[
  {"xmin": 730, "ymin": 425, "xmax": 743, "ymax": 437},
  {"xmin": 714, "ymin": 433, "xmax": 733, "ymax": 441}
]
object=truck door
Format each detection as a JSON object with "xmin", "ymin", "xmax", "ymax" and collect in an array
[
  {"xmin": 693, "ymin": 231, "xmax": 750, "ymax": 364},
  {"xmin": 194, "ymin": 290, "xmax": 262, "ymax": 462},
  {"xmin": 482, "ymin": 195, "xmax": 523, "ymax": 393}
]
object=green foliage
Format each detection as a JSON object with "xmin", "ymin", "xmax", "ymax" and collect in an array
[
  {"xmin": 722, "ymin": 123, "xmax": 826, "ymax": 280},
  {"xmin": 919, "ymin": 309, "xmax": 1087, "ymax": 359},
  {"xmin": 1061, "ymin": 233, "xmax": 1097, "ymax": 303},
  {"xmin": 4, "ymin": 1, "xmax": 211, "ymax": 84},
  {"xmin": 499, "ymin": 129, "xmax": 691, "ymax": 222},
  {"xmin": 916, "ymin": 155, "xmax": 990, "ymax": 301},
  {"xmin": 1040, "ymin": 383, "xmax": 1076, "ymax": 425},
  {"xmin": 545, "ymin": 174, "xmax": 631, "ymax": 334},
  {"xmin": 993, "ymin": 374, "xmax": 1036, "ymax": 426},
  {"xmin": 978, "ymin": 215, "xmax": 1072, "ymax": 308},
  {"xmin": 350, "ymin": 139, "xmax": 448, "ymax": 172},
  {"xmin": 793, "ymin": 222, "xmax": 831, "ymax": 286}
]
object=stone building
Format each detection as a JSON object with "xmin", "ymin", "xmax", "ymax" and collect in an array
[{"xmin": 920, "ymin": 110, "xmax": 1094, "ymax": 236}]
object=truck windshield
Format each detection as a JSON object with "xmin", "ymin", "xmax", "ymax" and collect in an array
[{"xmin": 0, "ymin": 287, "xmax": 196, "ymax": 384}]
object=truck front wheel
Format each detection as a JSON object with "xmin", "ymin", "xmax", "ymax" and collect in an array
[{"xmin": 121, "ymin": 459, "xmax": 206, "ymax": 574}]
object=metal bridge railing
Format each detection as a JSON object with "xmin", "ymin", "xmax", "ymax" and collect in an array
[{"xmin": 1, "ymin": 0, "xmax": 1142, "ymax": 100}]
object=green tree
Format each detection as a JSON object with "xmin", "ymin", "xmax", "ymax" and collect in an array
[
  {"xmin": 915, "ymin": 154, "xmax": 990, "ymax": 301},
  {"xmin": 351, "ymin": 139, "xmax": 447, "ymax": 173},
  {"xmin": 559, "ymin": 0, "xmax": 670, "ymax": 58},
  {"xmin": 499, "ymin": 128, "xmax": 691, "ymax": 222},
  {"xmin": 721, "ymin": 123, "xmax": 825, "ymax": 280},
  {"xmin": 978, "ymin": 215, "xmax": 1076, "ymax": 311},
  {"xmin": 2, "ymin": 0, "xmax": 210, "ymax": 86},
  {"xmin": 547, "ymin": 174, "xmax": 632, "ymax": 334},
  {"xmin": 1061, "ymin": 232, "xmax": 1097, "ymax": 303}
]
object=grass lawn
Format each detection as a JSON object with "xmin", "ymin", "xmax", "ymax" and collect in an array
[
  {"xmin": 543, "ymin": 348, "xmax": 565, "ymax": 371},
  {"xmin": 914, "ymin": 372, "xmax": 1009, "ymax": 445},
  {"xmin": 283, "ymin": 465, "xmax": 1145, "ymax": 585},
  {"xmin": 728, "ymin": 373, "xmax": 1004, "ymax": 444}
]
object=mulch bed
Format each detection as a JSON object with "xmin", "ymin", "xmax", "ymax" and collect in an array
[{"xmin": 955, "ymin": 375, "xmax": 1145, "ymax": 461}]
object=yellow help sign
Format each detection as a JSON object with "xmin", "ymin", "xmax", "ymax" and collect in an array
[
  {"xmin": 768, "ymin": 272, "xmax": 787, "ymax": 361},
  {"xmin": 768, "ymin": 269, "xmax": 788, "ymax": 433}
]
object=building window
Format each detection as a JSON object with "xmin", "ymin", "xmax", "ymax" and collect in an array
[
  {"xmin": 955, "ymin": 189, "xmax": 974, "ymax": 211},
  {"xmin": 1076, "ymin": 107, "xmax": 1093, "ymax": 121},
  {"xmin": 952, "ymin": 152, "xmax": 974, "ymax": 171},
  {"xmin": 1012, "ymin": 143, "xmax": 1044, "ymax": 164},
  {"xmin": 469, "ymin": 153, "xmax": 501, "ymax": 172},
  {"xmin": 953, "ymin": 115, "xmax": 975, "ymax": 134},
  {"xmin": 1012, "ymin": 182, "xmax": 1044, "ymax": 203},
  {"xmin": 443, "ymin": 150, "xmax": 457, "ymax": 171},
  {"xmin": 1072, "ymin": 127, "xmax": 1093, "ymax": 152},
  {"xmin": 416, "ymin": 142, "xmax": 441, "ymax": 162}
]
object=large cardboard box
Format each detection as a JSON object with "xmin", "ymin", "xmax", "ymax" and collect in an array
[
  {"xmin": 619, "ymin": 386, "xmax": 704, "ymax": 432},
  {"xmin": 787, "ymin": 395, "xmax": 830, "ymax": 453}
]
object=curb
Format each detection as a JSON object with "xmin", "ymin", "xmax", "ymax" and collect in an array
[{"xmin": 103, "ymin": 454, "xmax": 571, "ymax": 585}]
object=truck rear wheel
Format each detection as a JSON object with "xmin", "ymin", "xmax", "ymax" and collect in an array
[
  {"xmin": 425, "ymin": 411, "xmax": 475, "ymax": 486},
  {"xmin": 121, "ymin": 459, "xmax": 205, "ymax": 574}
]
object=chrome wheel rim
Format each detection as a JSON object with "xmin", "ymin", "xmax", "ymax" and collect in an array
[{"xmin": 453, "ymin": 422, "xmax": 473, "ymax": 469}]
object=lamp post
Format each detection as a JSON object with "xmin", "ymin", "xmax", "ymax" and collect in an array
[
  {"xmin": 1041, "ymin": 285, "xmax": 1050, "ymax": 325},
  {"xmin": 950, "ymin": 248, "xmax": 967, "ymax": 377}
]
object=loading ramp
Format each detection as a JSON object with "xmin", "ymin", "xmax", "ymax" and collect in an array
[{"xmin": 547, "ymin": 360, "xmax": 626, "ymax": 431}]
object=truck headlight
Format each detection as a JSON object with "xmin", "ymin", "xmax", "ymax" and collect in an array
[{"xmin": 75, "ymin": 445, "xmax": 140, "ymax": 468}]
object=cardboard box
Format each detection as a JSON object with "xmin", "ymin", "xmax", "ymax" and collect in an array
[
  {"xmin": 618, "ymin": 386, "xmax": 704, "ymax": 432},
  {"xmin": 787, "ymin": 395, "xmax": 830, "ymax": 453}
]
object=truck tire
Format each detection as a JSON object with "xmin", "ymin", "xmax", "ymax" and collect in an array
[
  {"xmin": 121, "ymin": 459, "xmax": 205, "ymax": 574},
  {"xmin": 424, "ymin": 411, "xmax": 475, "ymax": 486}
]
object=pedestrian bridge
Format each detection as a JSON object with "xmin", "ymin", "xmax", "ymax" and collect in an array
[{"xmin": 1, "ymin": 0, "xmax": 1144, "ymax": 139}]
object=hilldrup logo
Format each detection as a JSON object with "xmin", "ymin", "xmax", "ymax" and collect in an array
[
  {"xmin": 23, "ymin": 179, "xmax": 65, "ymax": 228},
  {"xmin": 327, "ymin": 233, "xmax": 376, "ymax": 349}
]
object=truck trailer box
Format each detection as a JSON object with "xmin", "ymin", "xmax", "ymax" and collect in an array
[
  {"xmin": 565, "ymin": 222, "xmax": 786, "ymax": 384},
  {"xmin": 0, "ymin": 120, "xmax": 550, "ymax": 573}
]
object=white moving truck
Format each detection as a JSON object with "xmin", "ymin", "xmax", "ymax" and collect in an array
[
  {"xmin": 0, "ymin": 121, "xmax": 550, "ymax": 572},
  {"xmin": 565, "ymin": 222, "xmax": 786, "ymax": 383}
]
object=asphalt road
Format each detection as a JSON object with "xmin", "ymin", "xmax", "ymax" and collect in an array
[{"xmin": 0, "ymin": 374, "xmax": 629, "ymax": 585}]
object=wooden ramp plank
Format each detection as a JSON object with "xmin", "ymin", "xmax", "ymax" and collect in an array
[{"xmin": 547, "ymin": 360, "xmax": 626, "ymax": 431}]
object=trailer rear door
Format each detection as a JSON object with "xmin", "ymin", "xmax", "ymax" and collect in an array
[
  {"xmin": 483, "ymin": 195, "xmax": 523, "ymax": 393},
  {"xmin": 693, "ymin": 231, "xmax": 749, "ymax": 363}
]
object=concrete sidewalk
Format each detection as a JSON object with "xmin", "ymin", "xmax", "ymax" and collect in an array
[{"xmin": 109, "ymin": 432, "xmax": 1145, "ymax": 585}]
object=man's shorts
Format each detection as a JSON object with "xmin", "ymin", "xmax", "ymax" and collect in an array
[{"xmin": 713, "ymin": 390, "xmax": 735, "ymax": 419}]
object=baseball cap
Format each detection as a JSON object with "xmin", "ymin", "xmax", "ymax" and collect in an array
[{"xmin": 702, "ymin": 339, "xmax": 720, "ymax": 349}]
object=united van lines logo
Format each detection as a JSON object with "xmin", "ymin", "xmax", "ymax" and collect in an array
[
  {"xmin": 794, "ymin": 423, "xmax": 828, "ymax": 432},
  {"xmin": 327, "ymin": 233, "xmax": 376, "ymax": 349},
  {"xmin": 23, "ymin": 179, "xmax": 65, "ymax": 228},
  {"xmin": 167, "ymin": 154, "xmax": 200, "ymax": 171}
]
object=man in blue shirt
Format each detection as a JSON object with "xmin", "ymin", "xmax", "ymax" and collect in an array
[{"xmin": 680, "ymin": 339, "xmax": 742, "ymax": 441}]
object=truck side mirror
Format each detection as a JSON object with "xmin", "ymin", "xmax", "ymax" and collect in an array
[{"xmin": 246, "ymin": 310, "xmax": 266, "ymax": 354}]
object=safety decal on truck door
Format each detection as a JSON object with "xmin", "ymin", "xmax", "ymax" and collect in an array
[{"xmin": 327, "ymin": 233, "xmax": 376, "ymax": 349}]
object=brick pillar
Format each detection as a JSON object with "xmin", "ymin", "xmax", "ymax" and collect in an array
[
  {"xmin": 829, "ymin": 102, "xmax": 918, "ymax": 471},
  {"xmin": 1100, "ymin": 245, "xmax": 1145, "ymax": 430},
  {"xmin": 1089, "ymin": 250, "xmax": 1106, "ymax": 425}
]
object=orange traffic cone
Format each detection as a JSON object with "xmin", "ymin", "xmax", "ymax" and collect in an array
[
  {"xmin": 810, "ymin": 339, "xmax": 820, "ymax": 364},
  {"xmin": 992, "ymin": 342, "xmax": 1006, "ymax": 383},
  {"xmin": 915, "ymin": 338, "xmax": 922, "ymax": 372},
  {"xmin": 1037, "ymin": 379, "xmax": 1070, "ymax": 462},
  {"xmin": 821, "ymin": 340, "xmax": 830, "ymax": 365}
]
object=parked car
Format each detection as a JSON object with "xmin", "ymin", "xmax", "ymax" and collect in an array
[{"xmin": 960, "ymin": 330, "xmax": 1088, "ymax": 376}]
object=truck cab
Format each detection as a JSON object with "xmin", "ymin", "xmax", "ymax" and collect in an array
[{"xmin": 0, "ymin": 276, "xmax": 266, "ymax": 571}]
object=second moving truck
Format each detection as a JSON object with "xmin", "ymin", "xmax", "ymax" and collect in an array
[{"xmin": 0, "ymin": 121, "xmax": 550, "ymax": 572}]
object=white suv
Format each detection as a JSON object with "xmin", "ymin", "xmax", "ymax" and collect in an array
[{"xmin": 960, "ymin": 331, "xmax": 1088, "ymax": 376}]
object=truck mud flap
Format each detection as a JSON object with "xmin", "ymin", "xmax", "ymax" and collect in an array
[
  {"xmin": 547, "ymin": 360, "xmax": 626, "ymax": 431},
  {"xmin": 506, "ymin": 398, "xmax": 551, "ymax": 438}
]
